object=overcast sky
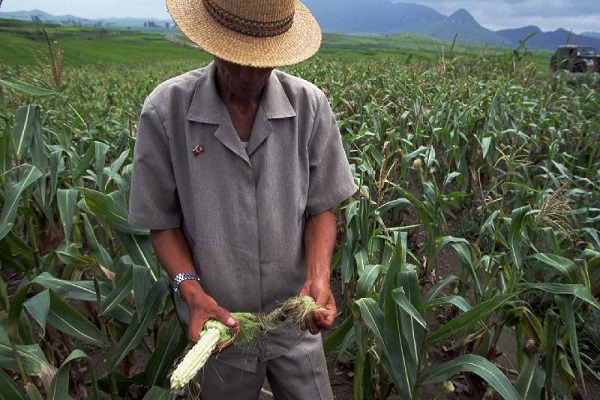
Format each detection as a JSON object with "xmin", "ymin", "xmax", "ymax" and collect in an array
[{"xmin": 1, "ymin": 0, "xmax": 598, "ymax": 34}]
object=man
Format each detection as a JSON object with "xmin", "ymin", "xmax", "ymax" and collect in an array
[{"xmin": 128, "ymin": 0, "xmax": 356, "ymax": 398}]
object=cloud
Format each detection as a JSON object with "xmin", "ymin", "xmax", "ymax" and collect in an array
[{"xmin": 396, "ymin": 0, "xmax": 600, "ymax": 33}]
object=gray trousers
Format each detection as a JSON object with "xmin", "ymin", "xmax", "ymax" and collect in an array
[{"xmin": 198, "ymin": 333, "xmax": 334, "ymax": 400}]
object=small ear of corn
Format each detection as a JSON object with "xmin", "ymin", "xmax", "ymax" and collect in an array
[{"xmin": 170, "ymin": 328, "xmax": 221, "ymax": 390}]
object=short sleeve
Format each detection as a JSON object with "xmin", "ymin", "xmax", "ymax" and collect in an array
[
  {"xmin": 128, "ymin": 99, "xmax": 182, "ymax": 229},
  {"xmin": 305, "ymin": 93, "xmax": 357, "ymax": 215}
]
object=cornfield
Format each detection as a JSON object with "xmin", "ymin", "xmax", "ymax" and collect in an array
[{"xmin": 0, "ymin": 29, "xmax": 599, "ymax": 399}]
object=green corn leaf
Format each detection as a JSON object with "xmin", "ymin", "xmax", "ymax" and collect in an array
[
  {"xmin": 31, "ymin": 272, "xmax": 133, "ymax": 323},
  {"xmin": 48, "ymin": 349, "xmax": 100, "ymax": 400},
  {"xmin": 78, "ymin": 187, "xmax": 147, "ymax": 234},
  {"xmin": 0, "ymin": 232, "xmax": 35, "ymax": 274},
  {"xmin": 72, "ymin": 143, "xmax": 96, "ymax": 181},
  {"xmin": 46, "ymin": 290, "xmax": 105, "ymax": 347},
  {"xmin": 356, "ymin": 264, "xmax": 381, "ymax": 298},
  {"xmin": 0, "ymin": 164, "xmax": 43, "ymax": 241},
  {"xmin": 0, "ymin": 77, "xmax": 57, "ymax": 96},
  {"xmin": 420, "ymin": 354, "xmax": 520, "ymax": 400},
  {"xmin": 530, "ymin": 253, "xmax": 579, "ymax": 284},
  {"xmin": 425, "ymin": 292, "xmax": 517, "ymax": 347},
  {"xmin": 94, "ymin": 141, "xmax": 109, "ymax": 189},
  {"xmin": 556, "ymin": 295, "xmax": 584, "ymax": 392},
  {"xmin": 116, "ymin": 231, "xmax": 160, "ymax": 281},
  {"xmin": 426, "ymin": 295, "xmax": 472, "ymax": 313},
  {"xmin": 24, "ymin": 291, "xmax": 51, "ymax": 336},
  {"xmin": 515, "ymin": 354, "xmax": 545, "ymax": 400},
  {"xmin": 424, "ymin": 274, "xmax": 460, "ymax": 303},
  {"xmin": 519, "ymin": 283, "xmax": 600, "ymax": 310},
  {"xmin": 24, "ymin": 382, "xmax": 44, "ymax": 400},
  {"xmin": 543, "ymin": 310, "xmax": 560, "ymax": 399},
  {"xmin": 354, "ymin": 248, "xmax": 369, "ymax": 276},
  {"xmin": 391, "ymin": 287, "xmax": 427, "ymax": 329},
  {"xmin": 99, "ymin": 266, "xmax": 133, "ymax": 317},
  {"xmin": 57, "ymin": 189, "xmax": 78, "ymax": 242},
  {"xmin": 11, "ymin": 105, "xmax": 41, "ymax": 161},
  {"xmin": 323, "ymin": 315, "xmax": 353, "ymax": 354},
  {"xmin": 144, "ymin": 317, "xmax": 187, "ymax": 387},
  {"xmin": 108, "ymin": 280, "xmax": 168, "ymax": 372},
  {"xmin": 0, "ymin": 320, "xmax": 55, "ymax": 378},
  {"xmin": 452, "ymin": 242, "xmax": 482, "ymax": 300},
  {"xmin": 142, "ymin": 385, "xmax": 179, "ymax": 400},
  {"xmin": 132, "ymin": 264, "xmax": 153, "ymax": 322},
  {"xmin": 0, "ymin": 368, "xmax": 26, "ymax": 399}
]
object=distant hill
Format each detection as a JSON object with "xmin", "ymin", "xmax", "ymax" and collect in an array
[
  {"xmin": 0, "ymin": 8, "xmax": 172, "ymax": 29},
  {"xmin": 496, "ymin": 26, "xmax": 600, "ymax": 50},
  {"xmin": 583, "ymin": 31, "xmax": 600, "ymax": 40},
  {"xmin": 2, "ymin": 3, "xmax": 600, "ymax": 50}
]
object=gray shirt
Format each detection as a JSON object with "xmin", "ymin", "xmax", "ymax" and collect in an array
[{"xmin": 128, "ymin": 61, "xmax": 356, "ymax": 370}]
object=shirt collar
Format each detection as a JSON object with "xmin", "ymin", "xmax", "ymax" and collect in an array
[{"xmin": 187, "ymin": 62, "xmax": 296, "ymax": 124}]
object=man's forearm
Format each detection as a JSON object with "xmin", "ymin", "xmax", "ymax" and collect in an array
[
  {"xmin": 150, "ymin": 228, "xmax": 202, "ymax": 301},
  {"xmin": 304, "ymin": 210, "xmax": 337, "ymax": 281}
]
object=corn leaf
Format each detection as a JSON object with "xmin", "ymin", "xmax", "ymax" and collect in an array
[
  {"xmin": 49, "ymin": 349, "xmax": 100, "ymax": 400},
  {"xmin": 0, "ymin": 77, "xmax": 57, "ymax": 96},
  {"xmin": 0, "ymin": 232, "xmax": 35, "ymax": 274},
  {"xmin": 519, "ymin": 283, "xmax": 600, "ymax": 310},
  {"xmin": 57, "ymin": 189, "xmax": 78, "ymax": 242},
  {"xmin": 323, "ymin": 315, "xmax": 353, "ymax": 354},
  {"xmin": 45, "ymin": 290, "xmax": 105, "ymax": 347},
  {"xmin": 31, "ymin": 272, "xmax": 133, "ymax": 323},
  {"xmin": 543, "ymin": 311, "xmax": 560, "ymax": 398},
  {"xmin": 425, "ymin": 292, "xmax": 516, "ymax": 347},
  {"xmin": 356, "ymin": 264, "xmax": 381, "ymax": 298},
  {"xmin": 107, "ymin": 280, "xmax": 168, "ymax": 372},
  {"xmin": 78, "ymin": 187, "xmax": 147, "ymax": 234},
  {"xmin": 0, "ymin": 319, "xmax": 55, "ymax": 377},
  {"xmin": 0, "ymin": 164, "xmax": 43, "ymax": 241},
  {"xmin": 556, "ymin": 294, "xmax": 585, "ymax": 392},
  {"xmin": 144, "ymin": 317, "xmax": 187, "ymax": 387},
  {"xmin": 142, "ymin": 385, "xmax": 178, "ymax": 400},
  {"xmin": 11, "ymin": 105, "xmax": 40, "ymax": 161},
  {"xmin": 116, "ymin": 231, "xmax": 160, "ymax": 281},
  {"xmin": 419, "ymin": 354, "xmax": 520, "ymax": 400},
  {"xmin": 530, "ymin": 253, "xmax": 579, "ymax": 284},
  {"xmin": 0, "ymin": 368, "xmax": 26, "ymax": 399},
  {"xmin": 99, "ymin": 266, "xmax": 133, "ymax": 317},
  {"xmin": 515, "ymin": 354, "xmax": 545, "ymax": 400}
]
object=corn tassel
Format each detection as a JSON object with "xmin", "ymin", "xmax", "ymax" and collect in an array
[{"xmin": 170, "ymin": 327, "xmax": 221, "ymax": 390}]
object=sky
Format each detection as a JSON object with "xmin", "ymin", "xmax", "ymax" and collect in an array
[{"xmin": 1, "ymin": 0, "xmax": 599, "ymax": 34}]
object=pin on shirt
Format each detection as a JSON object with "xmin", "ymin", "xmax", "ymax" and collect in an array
[{"xmin": 192, "ymin": 144, "xmax": 204, "ymax": 157}]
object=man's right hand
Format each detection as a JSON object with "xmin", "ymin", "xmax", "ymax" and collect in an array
[{"xmin": 178, "ymin": 281, "xmax": 237, "ymax": 342}]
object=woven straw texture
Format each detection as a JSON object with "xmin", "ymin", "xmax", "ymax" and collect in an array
[{"xmin": 166, "ymin": 0, "xmax": 322, "ymax": 67}]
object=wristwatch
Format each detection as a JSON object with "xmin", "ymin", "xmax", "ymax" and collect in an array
[{"xmin": 172, "ymin": 272, "xmax": 201, "ymax": 297}]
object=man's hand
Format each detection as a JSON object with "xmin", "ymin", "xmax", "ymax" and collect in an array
[
  {"xmin": 300, "ymin": 277, "xmax": 337, "ymax": 334},
  {"xmin": 180, "ymin": 282, "xmax": 237, "ymax": 342}
]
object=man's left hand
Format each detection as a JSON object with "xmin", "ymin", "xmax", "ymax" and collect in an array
[{"xmin": 300, "ymin": 278, "xmax": 337, "ymax": 334}]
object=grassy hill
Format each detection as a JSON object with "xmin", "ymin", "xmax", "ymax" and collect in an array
[{"xmin": 0, "ymin": 18, "xmax": 552, "ymax": 68}]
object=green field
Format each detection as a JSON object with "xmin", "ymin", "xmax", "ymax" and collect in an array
[
  {"xmin": 1, "ymin": 18, "xmax": 552, "ymax": 67},
  {"xmin": 0, "ymin": 20, "xmax": 598, "ymax": 400}
]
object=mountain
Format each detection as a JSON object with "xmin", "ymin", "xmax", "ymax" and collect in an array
[
  {"xmin": 302, "ymin": 0, "xmax": 599, "ymax": 49},
  {"xmin": 2, "ymin": 3, "xmax": 600, "ymax": 50},
  {"xmin": 496, "ymin": 26, "xmax": 600, "ymax": 50},
  {"xmin": 582, "ymin": 31, "xmax": 600, "ymax": 40},
  {"xmin": 0, "ymin": 8, "xmax": 171, "ymax": 29}
]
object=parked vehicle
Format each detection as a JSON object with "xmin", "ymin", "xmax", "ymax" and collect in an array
[{"xmin": 549, "ymin": 45, "xmax": 600, "ymax": 73}]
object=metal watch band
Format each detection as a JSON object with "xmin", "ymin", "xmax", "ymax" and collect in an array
[{"xmin": 172, "ymin": 272, "xmax": 201, "ymax": 296}]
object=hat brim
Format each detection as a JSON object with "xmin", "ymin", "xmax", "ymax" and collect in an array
[{"xmin": 166, "ymin": 0, "xmax": 322, "ymax": 67}]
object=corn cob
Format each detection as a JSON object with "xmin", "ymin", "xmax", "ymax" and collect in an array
[
  {"xmin": 169, "ymin": 296, "xmax": 325, "ymax": 390},
  {"xmin": 170, "ymin": 327, "xmax": 222, "ymax": 390}
]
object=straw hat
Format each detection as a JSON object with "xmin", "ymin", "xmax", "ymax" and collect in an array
[{"xmin": 166, "ymin": 0, "xmax": 322, "ymax": 67}]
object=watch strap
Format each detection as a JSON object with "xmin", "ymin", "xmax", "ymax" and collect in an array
[{"xmin": 172, "ymin": 272, "xmax": 201, "ymax": 296}]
